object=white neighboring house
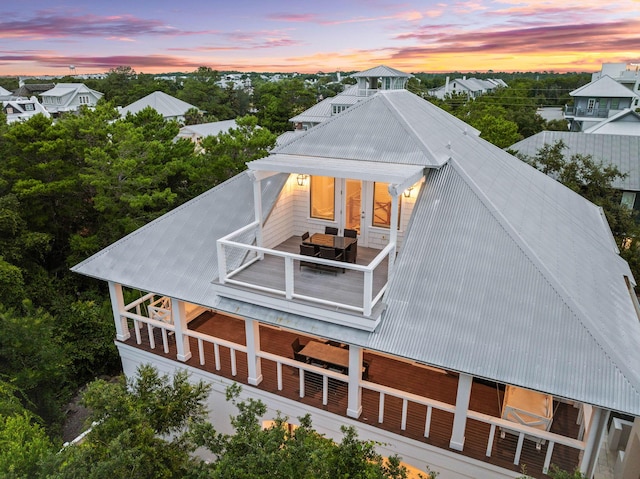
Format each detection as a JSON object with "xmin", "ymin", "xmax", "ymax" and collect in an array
[
  {"xmin": 564, "ymin": 63, "xmax": 640, "ymax": 134},
  {"xmin": 40, "ymin": 83, "xmax": 103, "ymax": 115},
  {"xmin": 2, "ymin": 96, "xmax": 51, "ymax": 123},
  {"xmin": 429, "ymin": 77, "xmax": 507, "ymax": 100},
  {"xmin": 0, "ymin": 85, "xmax": 12, "ymax": 96},
  {"xmin": 119, "ymin": 91, "xmax": 200, "ymax": 123}
]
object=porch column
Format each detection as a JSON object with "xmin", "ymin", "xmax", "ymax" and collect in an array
[
  {"xmin": 108, "ymin": 281, "xmax": 129, "ymax": 341},
  {"xmin": 449, "ymin": 373, "xmax": 473, "ymax": 451},
  {"xmin": 170, "ymin": 298, "xmax": 192, "ymax": 362},
  {"xmin": 580, "ymin": 406, "xmax": 609, "ymax": 478},
  {"xmin": 347, "ymin": 345, "xmax": 363, "ymax": 418},
  {"xmin": 245, "ymin": 319, "xmax": 263, "ymax": 386},
  {"xmin": 251, "ymin": 173, "xmax": 264, "ymax": 253}
]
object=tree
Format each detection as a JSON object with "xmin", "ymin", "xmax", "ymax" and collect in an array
[
  {"xmin": 252, "ymin": 78, "xmax": 316, "ymax": 133},
  {"xmin": 191, "ymin": 383, "xmax": 433, "ymax": 479},
  {"xmin": 50, "ymin": 365, "xmax": 211, "ymax": 479},
  {"xmin": 0, "ymin": 381, "xmax": 55, "ymax": 479}
]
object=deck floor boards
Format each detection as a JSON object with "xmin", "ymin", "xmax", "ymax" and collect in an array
[{"xmin": 124, "ymin": 310, "xmax": 580, "ymax": 478}]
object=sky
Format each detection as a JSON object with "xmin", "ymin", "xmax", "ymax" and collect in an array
[{"xmin": 2, "ymin": 0, "xmax": 639, "ymax": 76}]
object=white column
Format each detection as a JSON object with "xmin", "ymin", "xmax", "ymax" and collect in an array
[
  {"xmin": 170, "ymin": 298, "xmax": 191, "ymax": 362},
  {"xmin": 387, "ymin": 186, "xmax": 400, "ymax": 276},
  {"xmin": 449, "ymin": 373, "xmax": 473, "ymax": 451},
  {"xmin": 108, "ymin": 281, "xmax": 129, "ymax": 341},
  {"xmin": 245, "ymin": 319, "xmax": 263, "ymax": 386},
  {"xmin": 347, "ymin": 345, "xmax": 363, "ymax": 418},
  {"xmin": 252, "ymin": 174, "xmax": 264, "ymax": 255},
  {"xmin": 580, "ymin": 407, "xmax": 608, "ymax": 478}
]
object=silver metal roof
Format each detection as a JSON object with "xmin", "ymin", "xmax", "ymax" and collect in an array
[
  {"xmin": 351, "ymin": 65, "xmax": 413, "ymax": 78},
  {"xmin": 510, "ymin": 131, "xmax": 640, "ymax": 191},
  {"xmin": 73, "ymin": 89, "xmax": 640, "ymax": 416},
  {"xmin": 290, "ymin": 85, "xmax": 360, "ymax": 124},
  {"xmin": 120, "ymin": 91, "xmax": 198, "ymax": 118},
  {"xmin": 570, "ymin": 75, "xmax": 640, "ymax": 99}
]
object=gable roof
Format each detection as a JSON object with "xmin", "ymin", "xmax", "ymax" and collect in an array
[
  {"xmin": 120, "ymin": 91, "xmax": 198, "ymax": 118},
  {"xmin": 290, "ymin": 86, "xmax": 360, "ymax": 124},
  {"xmin": 583, "ymin": 109, "xmax": 640, "ymax": 136},
  {"xmin": 0, "ymin": 86, "xmax": 11, "ymax": 96},
  {"xmin": 178, "ymin": 120, "xmax": 237, "ymax": 138},
  {"xmin": 13, "ymin": 83, "xmax": 55, "ymax": 97},
  {"xmin": 570, "ymin": 75, "xmax": 640, "ymax": 99},
  {"xmin": 509, "ymin": 130, "xmax": 640, "ymax": 191},
  {"xmin": 41, "ymin": 83, "xmax": 102, "ymax": 98},
  {"xmin": 72, "ymin": 89, "xmax": 640, "ymax": 416}
]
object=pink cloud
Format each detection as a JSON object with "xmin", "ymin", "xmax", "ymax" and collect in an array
[{"xmin": 266, "ymin": 13, "xmax": 321, "ymax": 22}]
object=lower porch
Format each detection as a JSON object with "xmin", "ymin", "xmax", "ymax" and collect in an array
[{"xmin": 120, "ymin": 309, "xmax": 583, "ymax": 478}]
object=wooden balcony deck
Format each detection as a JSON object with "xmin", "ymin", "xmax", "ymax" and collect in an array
[{"xmin": 122, "ymin": 311, "xmax": 580, "ymax": 478}]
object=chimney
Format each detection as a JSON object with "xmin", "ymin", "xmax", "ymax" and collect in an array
[{"xmin": 445, "ymin": 76, "xmax": 450, "ymax": 94}]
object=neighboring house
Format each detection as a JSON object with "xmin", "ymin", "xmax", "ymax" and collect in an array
[
  {"xmin": 564, "ymin": 75, "xmax": 640, "ymax": 133},
  {"xmin": 429, "ymin": 77, "xmax": 507, "ymax": 100},
  {"xmin": 72, "ymin": 69, "xmax": 640, "ymax": 479},
  {"xmin": 176, "ymin": 120, "xmax": 238, "ymax": 146},
  {"xmin": 0, "ymin": 85, "xmax": 12, "ymax": 96},
  {"xmin": 12, "ymin": 83, "xmax": 55, "ymax": 98},
  {"xmin": 509, "ymin": 130, "xmax": 640, "ymax": 209},
  {"xmin": 290, "ymin": 65, "xmax": 411, "ymax": 130},
  {"xmin": 40, "ymin": 83, "xmax": 103, "ymax": 115},
  {"xmin": 583, "ymin": 109, "xmax": 640, "ymax": 136},
  {"xmin": 119, "ymin": 91, "xmax": 199, "ymax": 123},
  {"xmin": 2, "ymin": 96, "xmax": 51, "ymax": 123}
]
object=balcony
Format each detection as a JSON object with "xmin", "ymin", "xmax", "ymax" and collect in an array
[
  {"xmin": 215, "ymin": 228, "xmax": 391, "ymax": 330},
  {"xmin": 116, "ymin": 303, "xmax": 587, "ymax": 479},
  {"xmin": 564, "ymin": 105, "xmax": 610, "ymax": 118}
]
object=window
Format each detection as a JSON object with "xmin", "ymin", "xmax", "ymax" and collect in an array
[
  {"xmin": 310, "ymin": 176, "xmax": 335, "ymax": 220},
  {"xmin": 332, "ymin": 105, "xmax": 348, "ymax": 115},
  {"xmin": 78, "ymin": 95, "xmax": 90, "ymax": 104},
  {"xmin": 372, "ymin": 182, "xmax": 401, "ymax": 229},
  {"xmin": 587, "ymin": 98, "xmax": 595, "ymax": 112},
  {"xmin": 621, "ymin": 192, "xmax": 637, "ymax": 209},
  {"xmin": 24, "ymin": 103, "xmax": 35, "ymax": 111},
  {"xmin": 611, "ymin": 98, "xmax": 620, "ymax": 109}
]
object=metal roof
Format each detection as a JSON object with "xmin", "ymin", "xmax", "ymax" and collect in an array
[
  {"xmin": 570, "ymin": 75, "xmax": 640, "ymax": 99},
  {"xmin": 583, "ymin": 109, "xmax": 640, "ymax": 136},
  {"xmin": 351, "ymin": 65, "xmax": 413, "ymax": 78},
  {"xmin": 290, "ymin": 85, "xmax": 360, "ymax": 124},
  {"xmin": 248, "ymin": 154, "xmax": 425, "ymax": 187},
  {"xmin": 178, "ymin": 120, "xmax": 238, "ymax": 138},
  {"xmin": 120, "ymin": 91, "xmax": 198, "ymax": 118},
  {"xmin": 509, "ymin": 131, "xmax": 640, "ymax": 191},
  {"xmin": 72, "ymin": 89, "xmax": 640, "ymax": 416}
]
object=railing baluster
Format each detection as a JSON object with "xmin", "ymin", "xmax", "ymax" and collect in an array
[
  {"xmin": 378, "ymin": 392, "xmax": 385, "ymax": 423},
  {"xmin": 514, "ymin": 432, "xmax": 525, "ymax": 465},
  {"xmin": 161, "ymin": 328, "xmax": 169, "ymax": 354},
  {"xmin": 284, "ymin": 257, "xmax": 294, "ymax": 299},
  {"xmin": 214, "ymin": 343, "xmax": 221, "ymax": 370},
  {"xmin": 230, "ymin": 348, "xmax": 237, "ymax": 376},
  {"xmin": 363, "ymin": 270, "xmax": 373, "ymax": 317},
  {"xmin": 486, "ymin": 424, "xmax": 496, "ymax": 456},
  {"xmin": 277, "ymin": 362, "xmax": 283, "ymax": 391},
  {"xmin": 323, "ymin": 375, "xmax": 328, "ymax": 405},
  {"xmin": 401, "ymin": 398, "xmax": 408, "ymax": 430},
  {"xmin": 543, "ymin": 441, "xmax": 554, "ymax": 474},
  {"xmin": 134, "ymin": 319, "xmax": 142, "ymax": 344},
  {"xmin": 147, "ymin": 323, "xmax": 155, "ymax": 349},
  {"xmin": 424, "ymin": 406, "xmax": 432, "ymax": 438},
  {"xmin": 198, "ymin": 338, "xmax": 204, "ymax": 365}
]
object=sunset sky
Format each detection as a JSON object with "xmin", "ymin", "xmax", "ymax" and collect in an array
[{"xmin": 2, "ymin": 0, "xmax": 639, "ymax": 76}]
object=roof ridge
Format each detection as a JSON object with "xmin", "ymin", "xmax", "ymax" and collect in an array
[{"xmin": 450, "ymin": 158, "xmax": 640, "ymax": 404}]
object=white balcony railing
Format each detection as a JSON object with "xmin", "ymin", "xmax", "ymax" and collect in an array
[{"xmin": 216, "ymin": 222, "xmax": 392, "ymax": 317}]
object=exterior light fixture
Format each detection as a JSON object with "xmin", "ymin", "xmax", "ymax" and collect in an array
[
  {"xmin": 403, "ymin": 186, "xmax": 413, "ymax": 198},
  {"xmin": 297, "ymin": 174, "xmax": 308, "ymax": 186}
]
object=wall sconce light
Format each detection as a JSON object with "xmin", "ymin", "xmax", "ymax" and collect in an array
[
  {"xmin": 403, "ymin": 186, "xmax": 413, "ymax": 198},
  {"xmin": 297, "ymin": 174, "xmax": 308, "ymax": 187}
]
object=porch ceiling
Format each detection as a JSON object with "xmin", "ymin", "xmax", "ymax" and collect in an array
[{"xmin": 248, "ymin": 154, "xmax": 426, "ymax": 190}]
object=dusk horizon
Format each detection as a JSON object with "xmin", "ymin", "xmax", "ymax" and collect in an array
[{"xmin": 2, "ymin": 0, "xmax": 639, "ymax": 77}]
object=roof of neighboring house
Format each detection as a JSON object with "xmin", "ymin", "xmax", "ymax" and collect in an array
[
  {"xmin": 583, "ymin": 109, "xmax": 640, "ymax": 136},
  {"xmin": 290, "ymin": 85, "xmax": 360, "ymax": 124},
  {"xmin": 72, "ymin": 89, "xmax": 640, "ymax": 416},
  {"xmin": 13, "ymin": 83, "xmax": 55, "ymax": 97},
  {"xmin": 41, "ymin": 83, "xmax": 103, "ymax": 98},
  {"xmin": 0, "ymin": 86, "xmax": 11, "ymax": 96},
  {"xmin": 177, "ymin": 120, "xmax": 238, "ymax": 139},
  {"xmin": 351, "ymin": 65, "xmax": 412, "ymax": 78},
  {"xmin": 570, "ymin": 75, "xmax": 640, "ymax": 99},
  {"xmin": 119, "ymin": 91, "xmax": 198, "ymax": 119},
  {"xmin": 509, "ymin": 130, "xmax": 640, "ymax": 191}
]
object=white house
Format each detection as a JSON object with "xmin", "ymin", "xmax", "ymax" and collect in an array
[
  {"xmin": 429, "ymin": 77, "xmax": 507, "ymax": 100},
  {"xmin": 72, "ymin": 68, "xmax": 640, "ymax": 479},
  {"xmin": 40, "ymin": 83, "xmax": 103, "ymax": 115},
  {"xmin": 2, "ymin": 96, "xmax": 51, "ymax": 123},
  {"xmin": 565, "ymin": 63, "xmax": 640, "ymax": 134},
  {"xmin": 119, "ymin": 91, "xmax": 200, "ymax": 123},
  {"xmin": 176, "ymin": 120, "xmax": 238, "ymax": 146}
]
